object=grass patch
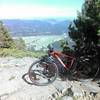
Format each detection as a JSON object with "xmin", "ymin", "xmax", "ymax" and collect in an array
[{"xmin": 0, "ymin": 48, "xmax": 46, "ymax": 58}]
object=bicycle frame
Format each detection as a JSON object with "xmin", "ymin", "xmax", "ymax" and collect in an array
[{"xmin": 50, "ymin": 51, "xmax": 76, "ymax": 70}]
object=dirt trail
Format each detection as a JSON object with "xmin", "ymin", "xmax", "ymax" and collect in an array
[{"xmin": 0, "ymin": 57, "xmax": 100, "ymax": 100}]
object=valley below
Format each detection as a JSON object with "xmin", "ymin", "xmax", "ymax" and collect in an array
[{"xmin": 14, "ymin": 34, "xmax": 74, "ymax": 51}]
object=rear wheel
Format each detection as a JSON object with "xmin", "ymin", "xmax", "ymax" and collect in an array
[
  {"xmin": 77, "ymin": 57, "xmax": 99, "ymax": 79},
  {"xmin": 28, "ymin": 59, "xmax": 58, "ymax": 86}
]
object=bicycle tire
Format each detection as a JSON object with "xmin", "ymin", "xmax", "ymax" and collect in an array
[
  {"xmin": 28, "ymin": 59, "xmax": 58, "ymax": 86},
  {"xmin": 77, "ymin": 57, "xmax": 100, "ymax": 79}
]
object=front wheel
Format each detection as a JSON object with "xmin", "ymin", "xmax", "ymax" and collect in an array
[{"xmin": 28, "ymin": 59, "xmax": 58, "ymax": 86}]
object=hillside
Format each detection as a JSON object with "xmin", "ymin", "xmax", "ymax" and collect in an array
[{"xmin": 2, "ymin": 18, "xmax": 71, "ymax": 36}]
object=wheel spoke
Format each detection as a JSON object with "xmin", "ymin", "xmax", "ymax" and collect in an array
[{"xmin": 28, "ymin": 60, "xmax": 58, "ymax": 86}]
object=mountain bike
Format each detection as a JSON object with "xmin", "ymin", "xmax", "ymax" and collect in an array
[{"xmin": 28, "ymin": 44, "xmax": 100, "ymax": 86}]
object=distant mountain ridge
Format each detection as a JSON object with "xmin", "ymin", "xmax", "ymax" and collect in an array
[{"xmin": 2, "ymin": 18, "xmax": 72, "ymax": 36}]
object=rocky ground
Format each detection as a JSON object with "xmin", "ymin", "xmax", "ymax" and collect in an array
[{"xmin": 0, "ymin": 57, "xmax": 100, "ymax": 100}]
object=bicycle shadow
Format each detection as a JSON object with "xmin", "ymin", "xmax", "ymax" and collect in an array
[
  {"xmin": 22, "ymin": 73, "xmax": 34, "ymax": 85},
  {"xmin": 22, "ymin": 72, "xmax": 94, "ymax": 85},
  {"xmin": 22, "ymin": 71, "xmax": 80, "ymax": 85},
  {"xmin": 22, "ymin": 72, "xmax": 77, "ymax": 86}
]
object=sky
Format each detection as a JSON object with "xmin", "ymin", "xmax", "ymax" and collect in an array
[{"xmin": 0, "ymin": 0, "xmax": 84, "ymax": 19}]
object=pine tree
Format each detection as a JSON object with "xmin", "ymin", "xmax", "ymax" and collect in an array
[
  {"xmin": 67, "ymin": 0, "xmax": 100, "ymax": 78},
  {"xmin": 0, "ymin": 21, "xmax": 15, "ymax": 48},
  {"xmin": 68, "ymin": 0, "xmax": 100, "ymax": 50}
]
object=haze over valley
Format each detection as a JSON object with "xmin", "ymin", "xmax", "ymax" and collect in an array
[{"xmin": 2, "ymin": 18, "xmax": 71, "ymax": 37}]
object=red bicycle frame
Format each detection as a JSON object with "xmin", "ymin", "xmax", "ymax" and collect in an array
[{"xmin": 50, "ymin": 51, "xmax": 76, "ymax": 70}]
